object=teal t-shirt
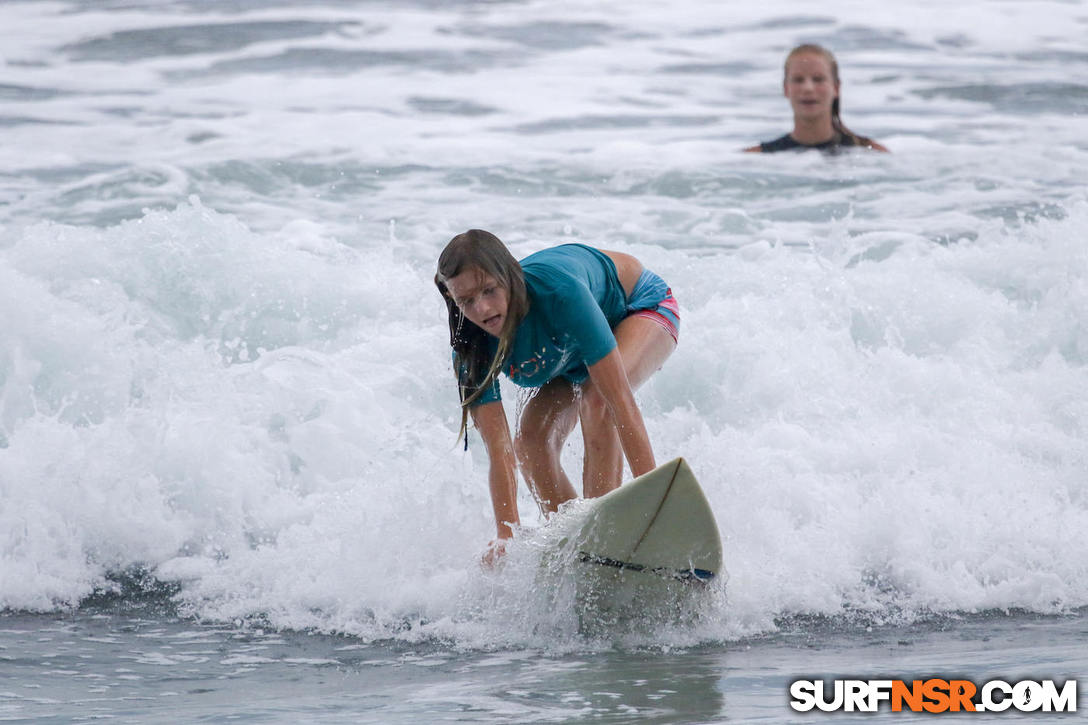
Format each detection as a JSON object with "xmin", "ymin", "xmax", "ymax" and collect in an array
[{"xmin": 470, "ymin": 244, "xmax": 627, "ymax": 405}]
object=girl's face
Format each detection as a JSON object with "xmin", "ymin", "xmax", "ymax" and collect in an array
[
  {"xmin": 444, "ymin": 266, "xmax": 509, "ymax": 336},
  {"xmin": 783, "ymin": 52, "xmax": 839, "ymax": 121}
]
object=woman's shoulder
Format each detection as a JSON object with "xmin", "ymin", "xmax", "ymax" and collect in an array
[
  {"xmin": 523, "ymin": 258, "xmax": 580, "ymax": 299},
  {"xmin": 522, "ymin": 244, "xmax": 600, "ymax": 284},
  {"xmin": 837, "ymin": 132, "xmax": 889, "ymax": 152},
  {"xmin": 857, "ymin": 136, "xmax": 890, "ymax": 152},
  {"xmin": 522, "ymin": 243, "xmax": 598, "ymax": 266}
]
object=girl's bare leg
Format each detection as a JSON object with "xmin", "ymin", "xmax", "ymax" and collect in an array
[
  {"xmin": 580, "ymin": 316, "xmax": 676, "ymax": 498},
  {"xmin": 514, "ymin": 378, "xmax": 580, "ymax": 514}
]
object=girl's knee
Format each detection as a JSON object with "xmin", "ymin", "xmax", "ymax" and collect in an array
[
  {"xmin": 578, "ymin": 385, "xmax": 611, "ymax": 427},
  {"xmin": 514, "ymin": 414, "xmax": 561, "ymax": 465},
  {"xmin": 512, "ymin": 426, "xmax": 538, "ymax": 465}
]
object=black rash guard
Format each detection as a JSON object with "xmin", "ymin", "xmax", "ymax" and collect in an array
[{"xmin": 759, "ymin": 132, "xmax": 874, "ymax": 153}]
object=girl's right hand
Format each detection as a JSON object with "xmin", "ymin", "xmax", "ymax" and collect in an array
[{"xmin": 481, "ymin": 538, "xmax": 508, "ymax": 568}]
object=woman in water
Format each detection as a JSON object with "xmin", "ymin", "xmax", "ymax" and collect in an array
[
  {"xmin": 435, "ymin": 229, "xmax": 678, "ymax": 561},
  {"xmin": 746, "ymin": 43, "xmax": 888, "ymax": 153}
]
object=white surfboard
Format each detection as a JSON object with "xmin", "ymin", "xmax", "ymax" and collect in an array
[
  {"xmin": 573, "ymin": 456, "xmax": 723, "ymax": 584},
  {"xmin": 548, "ymin": 457, "xmax": 724, "ymax": 627}
]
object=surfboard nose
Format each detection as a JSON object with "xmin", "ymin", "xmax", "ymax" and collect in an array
[{"xmin": 572, "ymin": 455, "xmax": 724, "ymax": 583}]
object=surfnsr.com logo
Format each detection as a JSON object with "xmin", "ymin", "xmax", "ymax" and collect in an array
[{"xmin": 789, "ymin": 678, "xmax": 1078, "ymax": 713}]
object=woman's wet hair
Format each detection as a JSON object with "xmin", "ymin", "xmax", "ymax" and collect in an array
[
  {"xmin": 435, "ymin": 229, "xmax": 529, "ymax": 439},
  {"xmin": 784, "ymin": 43, "xmax": 873, "ymax": 147}
]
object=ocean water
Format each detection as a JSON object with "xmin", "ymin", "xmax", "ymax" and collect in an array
[{"xmin": 1, "ymin": 0, "xmax": 1086, "ymax": 721}]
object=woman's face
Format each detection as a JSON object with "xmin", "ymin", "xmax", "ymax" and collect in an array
[
  {"xmin": 444, "ymin": 266, "xmax": 509, "ymax": 336},
  {"xmin": 783, "ymin": 52, "xmax": 839, "ymax": 121}
]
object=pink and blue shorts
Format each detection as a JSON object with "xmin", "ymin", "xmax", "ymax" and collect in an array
[{"xmin": 625, "ymin": 269, "xmax": 680, "ymax": 342}]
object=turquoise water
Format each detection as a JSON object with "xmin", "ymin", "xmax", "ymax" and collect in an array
[{"xmin": 1, "ymin": 0, "xmax": 1086, "ymax": 720}]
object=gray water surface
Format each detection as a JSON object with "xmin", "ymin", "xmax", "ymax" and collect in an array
[{"xmin": 3, "ymin": 606, "xmax": 1084, "ymax": 723}]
